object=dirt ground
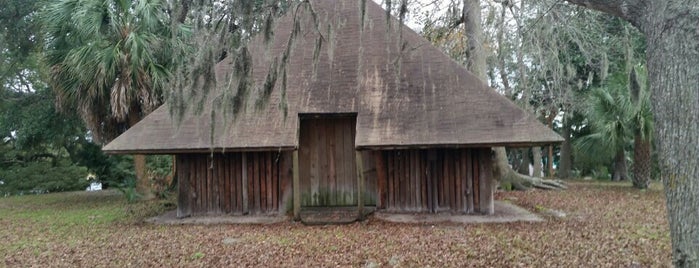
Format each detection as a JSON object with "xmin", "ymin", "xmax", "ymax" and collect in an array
[{"xmin": 0, "ymin": 181, "xmax": 671, "ymax": 267}]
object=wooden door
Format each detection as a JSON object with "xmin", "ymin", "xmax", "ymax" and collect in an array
[{"xmin": 298, "ymin": 116, "xmax": 357, "ymax": 207}]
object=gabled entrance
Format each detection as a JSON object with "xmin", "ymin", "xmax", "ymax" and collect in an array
[{"xmin": 298, "ymin": 114, "xmax": 358, "ymax": 207}]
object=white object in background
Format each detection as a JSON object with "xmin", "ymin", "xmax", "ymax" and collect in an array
[{"xmin": 86, "ymin": 182, "xmax": 102, "ymax": 191}]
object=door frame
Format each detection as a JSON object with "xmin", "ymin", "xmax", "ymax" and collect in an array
[{"xmin": 296, "ymin": 113, "xmax": 358, "ymax": 208}]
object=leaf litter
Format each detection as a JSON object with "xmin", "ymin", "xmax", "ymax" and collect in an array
[{"xmin": 1, "ymin": 181, "xmax": 670, "ymax": 267}]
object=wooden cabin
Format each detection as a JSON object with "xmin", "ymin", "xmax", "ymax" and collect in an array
[{"xmin": 103, "ymin": 1, "xmax": 562, "ymax": 220}]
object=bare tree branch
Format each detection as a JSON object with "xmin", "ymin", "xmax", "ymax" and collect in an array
[{"xmin": 563, "ymin": 0, "xmax": 645, "ymax": 27}]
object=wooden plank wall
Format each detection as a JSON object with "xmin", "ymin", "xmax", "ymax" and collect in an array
[
  {"xmin": 176, "ymin": 152, "xmax": 292, "ymax": 217},
  {"xmin": 359, "ymin": 151, "xmax": 378, "ymax": 206},
  {"xmin": 376, "ymin": 148, "xmax": 492, "ymax": 214},
  {"xmin": 298, "ymin": 117, "xmax": 359, "ymax": 207}
]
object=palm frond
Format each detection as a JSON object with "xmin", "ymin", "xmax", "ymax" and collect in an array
[{"xmin": 41, "ymin": 0, "xmax": 176, "ymax": 143}]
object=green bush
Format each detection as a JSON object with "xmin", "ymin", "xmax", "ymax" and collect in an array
[
  {"xmin": 0, "ymin": 160, "xmax": 89, "ymax": 196},
  {"xmin": 591, "ymin": 166, "xmax": 611, "ymax": 180},
  {"xmin": 147, "ymin": 155, "xmax": 174, "ymax": 198},
  {"xmin": 96, "ymin": 155, "xmax": 173, "ymax": 202},
  {"xmin": 67, "ymin": 141, "xmax": 135, "ymax": 189},
  {"xmin": 147, "ymin": 155, "xmax": 173, "ymax": 178},
  {"xmin": 99, "ymin": 155, "xmax": 136, "ymax": 188},
  {"xmin": 114, "ymin": 176, "xmax": 141, "ymax": 203}
]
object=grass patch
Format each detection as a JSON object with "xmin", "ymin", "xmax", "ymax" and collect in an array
[
  {"xmin": 0, "ymin": 190, "xmax": 171, "ymax": 260},
  {"xmin": 0, "ymin": 190, "xmax": 171, "ymax": 224}
]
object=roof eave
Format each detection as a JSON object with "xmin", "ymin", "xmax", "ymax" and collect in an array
[
  {"xmin": 103, "ymin": 146, "xmax": 297, "ymax": 155},
  {"xmin": 355, "ymin": 140, "xmax": 564, "ymax": 151},
  {"xmin": 104, "ymin": 139, "xmax": 564, "ymax": 154}
]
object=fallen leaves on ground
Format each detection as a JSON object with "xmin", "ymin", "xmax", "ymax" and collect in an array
[{"xmin": 0, "ymin": 181, "xmax": 671, "ymax": 267}]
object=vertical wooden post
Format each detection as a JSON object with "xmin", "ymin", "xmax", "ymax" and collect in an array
[
  {"xmin": 427, "ymin": 149, "xmax": 437, "ymax": 213},
  {"xmin": 479, "ymin": 148, "xmax": 494, "ymax": 215},
  {"xmin": 171, "ymin": 154, "xmax": 177, "ymax": 187},
  {"xmin": 292, "ymin": 150, "xmax": 301, "ymax": 221},
  {"xmin": 373, "ymin": 151, "xmax": 387, "ymax": 209},
  {"xmin": 242, "ymin": 153, "xmax": 249, "ymax": 214},
  {"xmin": 176, "ymin": 155, "xmax": 191, "ymax": 218},
  {"xmin": 196, "ymin": 156, "xmax": 204, "ymax": 213},
  {"xmin": 356, "ymin": 151, "xmax": 365, "ymax": 220},
  {"xmin": 253, "ymin": 153, "xmax": 261, "ymax": 213},
  {"xmin": 465, "ymin": 150, "xmax": 474, "ymax": 214},
  {"xmin": 280, "ymin": 152, "xmax": 292, "ymax": 214}
]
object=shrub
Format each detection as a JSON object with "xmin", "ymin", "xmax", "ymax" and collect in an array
[{"xmin": 0, "ymin": 160, "xmax": 88, "ymax": 196}]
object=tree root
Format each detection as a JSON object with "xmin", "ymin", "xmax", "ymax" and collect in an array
[
  {"xmin": 501, "ymin": 171, "xmax": 567, "ymax": 191},
  {"xmin": 492, "ymin": 147, "xmax": 566, "ymax": 191}
]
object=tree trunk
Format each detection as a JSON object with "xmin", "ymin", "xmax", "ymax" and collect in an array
[
  {"xmin": 176, "ymin": 0, "xmax": 191, "ymax": 23},
  {"xmin": 463, "ymin": 0, "xmax": 564, "ymax": 191},
  {"xmin": 558, "ymin": 122, "xmax": 572, "ymax": 179},
  {"xmin": 644, "ymin": 4, "xmax": 699, "ymax": 265},
  {"xmin": 168, "ymin": 155, "xmax": 178, "ymax": 191},
  {"xmin": 494, "ymin": 147, "xmax": 567, "ymax": 190},
  {"xmin": 511, "ymin": 0, "xmax": 539, "ymax": 180},
  {"xmin": 127, "ymin": 107, "xmax": 154, "ymax": 200},
  {"xmin": 563, "ymin": 0, "xmax": 699, "ymax": 263},
  {"xmin": 517, "ymin": 148, "xmax": 531, "ymax": 175},
  {"xmin": 611, "ymin": 149, "xmax": 628, "ymax": 181},
  {"xmin": 546, "ymin": 109, "xmax": 556, "ymax": 177},
  {"xmin": 133, "ymin": 154, "xmax": 152, "ymax": 199},
  {"xmin": 532, "ymin": 147, "xmax": 543, "ymax": 177},
  {"xmin": 463, "ymin": 0, "xmax": 486, "ymax": 80},
  {"xmin": 632, "ymin": 133, "xmax": 651, "ymax": 189}
]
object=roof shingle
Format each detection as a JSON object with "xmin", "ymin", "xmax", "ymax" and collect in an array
[{"xmin": 104, "ymin": 0, "xmax": 562, "ymax": 154}]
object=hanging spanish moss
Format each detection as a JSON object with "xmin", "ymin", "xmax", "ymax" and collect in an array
[
  {"xmin": 163, "ymin": 0, "xmax": 419, "ymax": 151},
  {"xmin": 359, "ymin": 0, "xmax": 367, "ymax": 29},
  {"xmin": 166, "ymin": 0, "xmax": 291, "ymax": 124},
  {"xmin": 255, "ymin": 57, "xmax": 279, "ymax": 111},
  {"xmin": 231, "ymin": 46, "xmax": 253, "ymax": 116}
]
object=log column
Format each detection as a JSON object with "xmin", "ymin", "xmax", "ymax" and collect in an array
[
  {"xmin": 478, "ymin": 148, "xmax": 494, "ymax": 215},
  {"xmin": 356, "ymin": 151, "xmax": 365, "ymax": 220}
]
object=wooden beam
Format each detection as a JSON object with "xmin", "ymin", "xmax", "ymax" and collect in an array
[
  {"xmin": 242, "ymin": 153, "xmax": 249, "ymax": 214},
  {"xmin": 465, "ymin": 149, "xmax": 474, "ymax": 214},
  {"xmin": 428, "ymin": 149, "xmax": 437, "ymax": 213},
  {"xmin": 479, "ymin": 149, "xmax": 494, "ymax": 215},
  {"xmin": 373, "ymin": 151, "xmax": 387, "ymax": 209},
  {"xmin": 292, "ymin": 150, "xmax": 301, "ymax": 221},
  {"xmin": 356, "ymin": 151, "xmax": 365, "ymax": 220},
  {"xmin": 176, "ymin": 155, "xmax": 191, "ymax": 218},
  {"xmin": 254, "ymin": 153, "xmax": 261, "ymax": 213},
  {"xmin": 280, "ymin": 152, "xmax": 292, "ymax": 214}
]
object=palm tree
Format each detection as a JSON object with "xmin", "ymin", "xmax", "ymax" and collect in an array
[
  {"xmin": 577, "ymin": 67, "xmax": 653, "ymax": 187},
  {"xmin": 629, "ymin": 67, "xmax": 653, "ymax": 189},
  {"xmin": 578, "ymin": 72, "xmax": 632, "ymax": 181},
  {"xmin": 42, "ymin": 0, "xmax": 179, "ymax": 199}
]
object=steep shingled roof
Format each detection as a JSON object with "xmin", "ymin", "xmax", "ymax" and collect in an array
[{"xmin": 103, "ymin": 0, "xmax": 562, "ymax": 154}]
